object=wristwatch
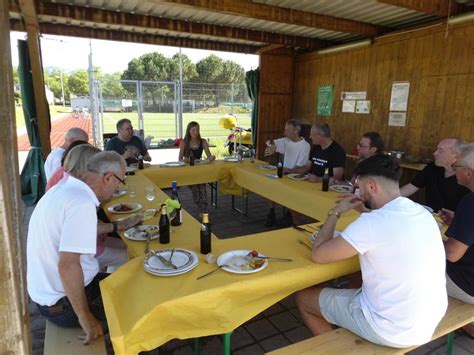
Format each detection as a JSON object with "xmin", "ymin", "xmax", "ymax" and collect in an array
[
  {"xmin": 112, "ymin": 222, "xmax": 118, "ymax": 233},
  {"xmin": 327, "ymin": 209, "xmax": 341, "ymax": 219}
]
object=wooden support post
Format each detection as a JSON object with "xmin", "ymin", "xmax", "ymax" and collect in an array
[
  {"xmin": 18, "ymin": 0, "xmax": 51, "ymax": 158},
  {"xmin": 0, "ymin": 0, "xmax": 32, "ymax": 353}
]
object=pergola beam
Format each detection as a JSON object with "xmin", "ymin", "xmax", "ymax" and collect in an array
[
  {"xmin": 10, "ymin": 20, "xmax": 263, "ymax": 54},
  {"xmin": 159, "ymin": 0, "xmax": 384, "ymax": 36},
  {"xmin": 377, "ymin": 0, "xmax": 460, "ymax": 17},
  {"xmin": 8, "ymin": 1, "xmax": 329, "ymax": 50},
  {"xmin": 17, "ymin": 0, "xmax": 51, "ymax": 157}
]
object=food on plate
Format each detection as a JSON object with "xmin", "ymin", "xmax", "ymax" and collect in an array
[
  {"xmin": 113, "ymin": 203, "xmax": 133, "ymax": 212},
  {"xmin": 132, "ymin": 225, "xmax": 159, "ymax": 239},
  {"xmin": 292, "ymin": 174, "xmax": 306, "ymax": 179},
  {"xmin": 225, "ymin": 251, "xmax": 265, "ymax": 271}
]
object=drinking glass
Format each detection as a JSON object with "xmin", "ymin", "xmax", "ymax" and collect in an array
[
  {"xmin": 128, "ymin": 184, "xmax": 136, "ymax": 197},
  {"xmin": 145, "ymin": 186, "xmax": 156, "ymax": 201}
]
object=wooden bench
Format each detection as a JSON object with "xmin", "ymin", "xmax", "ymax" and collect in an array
[
  {"xmin": 44, "ymin": 321, "xmax": 107, "ymax": 355},
  {"xmin": 268, "ymin": 298, "xmax": 474, "ymax": 355}
]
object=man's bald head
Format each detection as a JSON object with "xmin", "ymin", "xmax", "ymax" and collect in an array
[{"xmin": 64, "ymin": 128, "xmax": 88, "ymax": 149}]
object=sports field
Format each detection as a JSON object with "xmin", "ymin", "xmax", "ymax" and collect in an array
[{"xmin": 100, "ymin": 111, "xmax": 252, "ymax": 141}]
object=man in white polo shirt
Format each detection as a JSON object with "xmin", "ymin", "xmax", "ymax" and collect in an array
[
  {"xmin": 44, "ymin": 127, "xmax": 89, "ymax": 180},
  {"xmin": 295, "ymin": 154, "xmax": 447, "ymax": 347},
  {"xmin": 27, "ymin": 151, "xmax": 126, "ymax": 345},
  {"xmin": 264, "ymin": 119, "xmax": 311, "ymax": 226}
]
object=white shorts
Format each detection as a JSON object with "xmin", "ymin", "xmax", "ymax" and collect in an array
[
  {"xmin": 319, "ymin": 288, "xmax": 406, "ymax": 348},
  {"xmin": 446, "ymin": 274, "xmax": 474, "ymax": 305}
]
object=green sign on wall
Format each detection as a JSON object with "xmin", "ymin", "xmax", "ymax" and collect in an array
[{"xmin": 317, "ymin": 84, "xmax": 334, "ymax": 116}]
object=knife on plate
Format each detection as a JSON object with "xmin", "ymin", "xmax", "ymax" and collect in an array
[{"xmin": 154, "ymin": 253, "xmax": 178, "ymax": 270}]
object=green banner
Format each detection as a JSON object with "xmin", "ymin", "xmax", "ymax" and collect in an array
[{"xmin": 317, "ymin": 84, "xmax": 334, "ymax": 116}]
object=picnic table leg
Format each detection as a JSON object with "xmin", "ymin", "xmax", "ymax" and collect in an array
[
  {"xmin": 446, "ymin": 332, "xmax": 454, "ymax": 355},
  {"xmin": 194, "ymin": 338, "xmax": 200, "ymax": 355},
  {"xmin": 223, "ymin": 331, "xmax": 232, "ymax": 355}
]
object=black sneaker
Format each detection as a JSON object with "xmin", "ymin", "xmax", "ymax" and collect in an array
[{"xmin": 264, "ymin": 209, "xmax": 276, "ymax": 227}]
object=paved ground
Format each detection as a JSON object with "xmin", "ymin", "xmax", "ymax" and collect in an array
[{"xmin": 23, "ymin": 185, "xmax": 473, "ymax": 355}]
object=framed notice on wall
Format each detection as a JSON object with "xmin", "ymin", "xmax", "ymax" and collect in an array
[
  {"xmin": 316, "ymin": 84, "xmax": 334, "ymax": 116},
  {"xmin": 389, "ymin": 82, "xmax": 410, "ymax": 112}
]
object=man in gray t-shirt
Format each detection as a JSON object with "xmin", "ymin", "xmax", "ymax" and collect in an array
[{"xmin": 105, "ymin": 118, "xmax": 151, "ymax": 165}]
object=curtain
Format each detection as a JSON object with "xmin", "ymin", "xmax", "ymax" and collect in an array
[
  {"xmin": 245, "ymin": 69, "xmax": 259, "ymax": 147},
  {"xmin": 18, "ymin": 39, "xmax": 49, "ymax": 205}
]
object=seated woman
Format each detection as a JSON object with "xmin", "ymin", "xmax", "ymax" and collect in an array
[{"xmin": 179, "ymin": 121, "xmax": 216, "ymax": 214}]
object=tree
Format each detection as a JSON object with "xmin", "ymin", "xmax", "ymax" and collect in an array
[
  {"xmin": 67, "ymin": 70, "xmax": 89, "ymax": 96},
  {"xmin": 219, "ymin": 60, "xmax": 245, "ymax": 85},
  {"xmin": 196, "ymin": 54, "xmax": 224, "ymax": 84},
  {"xmin": 121, "ymin": 52, "xmax": 170, "ymax": 81},
  {"xmin": 101, "ymin": 72, "xmax": 128, "ymax": 98},
  {"xmin": 44, "ymin": 68, "xmax": 70, "ymax": 102},
  {"xmin": 12, "ymin": 67, "xmax": 19, "ymax": 85},
  {"xmin": 169, "ymin": 53, "xmax": 198, "ymax": 82}
]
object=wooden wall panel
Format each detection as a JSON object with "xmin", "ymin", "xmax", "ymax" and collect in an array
[
  {"xmin": 257, "ymin": 47, "xmax": 294, "ymax": 159},
  {"xmin": 292, "ymin": 22, "xmax": 474, "ymax": 157}
]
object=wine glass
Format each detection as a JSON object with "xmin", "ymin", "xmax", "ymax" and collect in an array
[{"xmin": 145, "ymin": 186, "xmax": 155, "ymax": 202}]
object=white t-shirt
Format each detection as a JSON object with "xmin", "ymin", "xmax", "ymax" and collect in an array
[
  {"xmin": 273, "ymin": 137, "xmax": 310, "ymax": 169},
  {"xmin": 341, "ymin": 197, "xmax": 447, "ymax": 346},
  {"xmin": 27, "ymin": 177, "xmax": 100, "ymax": 306},
  {"xmin": 44, "ymin": 147, "xmax": 65, "ymax": 180}
]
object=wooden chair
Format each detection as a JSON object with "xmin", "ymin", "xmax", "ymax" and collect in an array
[{"xmin": 267, "ymin": 298, "xmax": 474, "ymax": 355}]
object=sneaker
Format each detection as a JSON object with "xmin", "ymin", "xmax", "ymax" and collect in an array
[{"xmin": 264, "ymin": 209, "xmax": 276, "ymax": 227}]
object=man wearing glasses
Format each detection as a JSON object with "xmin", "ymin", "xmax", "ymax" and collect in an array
[
  {"xmin": 357, "ymin": 132, "xmax": 384, "ymax": 161},
  {"xmin": 27, "ymin": 151, "xmax": 127, "ymax": 345},
  {"xmin": 400, "ymin": 137, "xmax": 469, "ymax": 212},
  {"xmin": 438, "ymin": 143, "xmax": 474, "ymax": 336}
]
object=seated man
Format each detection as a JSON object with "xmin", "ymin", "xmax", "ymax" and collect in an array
[
  {"xmin": 105, "ymin": 118, "xmax": 151, "ymax": 165},
  {"xmin": 295, "ymin": 155, "xmax": 447, "ymax": 348},
  {"xmin": 44, "ymin": 127, "xmax": 88, "ymax": 180},
  {"xmin": 291, "ymin": 123, "xmax": 346, "ymax": 183},
  {"xmin": 400, "ymin": 137, "xmax": 469, "ymax": 212},
  {"xmin": 27, "ymin": 151, "xmax": 126, "ymax": 344},
  {"xmin": 264, "ymin": 119, "xmax": 311, "ymax": 226},
  {"xmin": 357, "ymin": 131, "xmax": 384, "ymax": 161}
]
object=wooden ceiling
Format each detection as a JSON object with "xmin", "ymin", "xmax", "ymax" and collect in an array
[{"xmin": 9, "ymin": 0, "xmax": 473, "ymax": 53}]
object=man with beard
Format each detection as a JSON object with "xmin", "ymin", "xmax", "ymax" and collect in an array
[
  {"xmin": 295, "ymin": 155, "xmax": 447, "ymax": 348},
  {"xmin": 357, "ymin": 132, "xmax": 384, "ymax": 161},
  {"xmin": 400, "ymin": 137, "xmax": 469, "ymax": 212}
]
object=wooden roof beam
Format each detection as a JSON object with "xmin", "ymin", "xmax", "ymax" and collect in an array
[
  {"xmin": 10, "ymin": 1, "xmax": 330, "ymax": 50},
  {"xmin": 10, "ymin": 19, "xmax": 263, "ymax": 54},
  {"xmin": 377, "ymin": 0, "xmax": 460, "ymax": 17},
  {"xmin": 158, "ymin": 0, "xmax": 384, "ymax": 36}
]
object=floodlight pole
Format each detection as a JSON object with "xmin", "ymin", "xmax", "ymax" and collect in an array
[{"xmin": 178, "ymin": 47, "xmax": 184, "ymax": 138}]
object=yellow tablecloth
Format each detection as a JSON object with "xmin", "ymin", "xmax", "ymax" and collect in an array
[{"xmin": 100, "ymin": 224, "xmax": 359, "ymax": 355}]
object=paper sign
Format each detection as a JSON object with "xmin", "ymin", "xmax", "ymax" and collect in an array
[
  {"xmin": 390, "ymin": 82, "xmax": 410, "ymax": 112},
  {"xmin": 388, "ymin": 112, "xmax": 407, "ymax": 127},
  {"xmin": 341, "ymin": 91, "xmax": 366, "ymax": 101},
  {"xmin": 342, "ymin": 100, "xmax": 356, "ymax": 113},
  {"xmin": 356, "ymin": 100, "xmax": 371, "ymax": 114},
  {"xmin": 317, "ymin": 84, "xmax": 334, "ymax": 116},
  {"xmin": 122, "ymin": 99, "xmax": 133, "ymax": 108}
]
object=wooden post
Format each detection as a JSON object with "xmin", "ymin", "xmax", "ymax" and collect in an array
[
  {"xmin": 0, "ymin": 0, "xmax": 32, "ymax": 353},
  {"xmin": 18, "ymin": 0, "xmax": 51, "ymax": 158}
]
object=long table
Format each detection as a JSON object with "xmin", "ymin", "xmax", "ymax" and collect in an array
[{"xmin": 100, "ymin": 161, "xmax": 362, "ymax": 354}]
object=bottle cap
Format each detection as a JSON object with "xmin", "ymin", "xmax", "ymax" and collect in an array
[
  {"xmin": 161, "ymin": 204, "xmax": 167, "ymax": 215},
  {"xmin": 202, "ymin": 213, "xmax": 209, "ymax": 223}
]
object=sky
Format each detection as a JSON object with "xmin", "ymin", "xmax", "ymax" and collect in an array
[{"xmin": 10, "ymin": 32, "xmax": 259, "ymax": 74}]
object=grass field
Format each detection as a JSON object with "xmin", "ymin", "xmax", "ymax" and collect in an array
[
  {"xmin": 101, "ymin": 111, "xmax": 252, "ymax": 141},
  {"xmin": 15, "ymin": 105, "xmax": 67, "ymax": 130}
]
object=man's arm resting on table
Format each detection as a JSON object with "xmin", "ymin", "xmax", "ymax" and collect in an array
[
  {"xmin": 400, "ymin": 183, "xmax": 419, "ymax": 197},
  {"xmin": 444, "ymin": 238, "xmax": 469, "ymax": 262},
  {"xmin": 285, "ymin": 161, "xmax": 311, "ymax": 174},
  {"xmin": 58, "ymin": 252, "xmax": 103, "ymax": 344}
]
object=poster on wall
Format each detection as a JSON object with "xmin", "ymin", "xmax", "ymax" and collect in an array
[
  {"xmin": 388, "ymin": 112, "xmax": 407, "ymax": 127},
  {"xmin": 356, "ymin": 100, "xmax": 371, "ymax": 114},
  {"xmin": 342, "ymin": 100, "xmax": 356, "ymax": 113},
  {"xmin": 316, "ymin": 84, "xmax": 334, "ymax": 116},
  {"xmin": 341, "ymin": 91, "xmax": 366, "ymax": 101},
  {"xmin": 389, "ymin": 82, "xmax": 410, "ymax": 112}
]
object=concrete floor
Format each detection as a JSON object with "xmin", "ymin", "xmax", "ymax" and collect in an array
[{"xmin": 24, "ymin": 185, "xmax": 473, "ymax": 355}]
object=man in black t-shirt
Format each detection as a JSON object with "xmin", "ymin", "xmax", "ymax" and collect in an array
[
  {"xmin": 105, "ymin": 119, "xmax": 151, "ymax": 166},
  {"xmin": 439, "ymin": 144, "xmax": 474, "ymax": 340},
  {"xmin": 400, "ymin": 137, "xmax": 468, "ymax": 212}
]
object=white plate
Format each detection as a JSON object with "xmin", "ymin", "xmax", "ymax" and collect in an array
[
  {"xmin": 217, "ymin": 250, "xmax": 268, "ymax": 274},
  {"xmin": 258, "ymin": 164, "xmax": 276, "ymax": 170},
  {"xmin": 223, "ymin": 157, "xmax": 239, "ymax": 162},
  {"xmin": 126, "ymin": 166, "xmax": 137, "ymax": 173},
  {"xmin": 421, "ymin": 204, "xmax": 434, "ymax": 213},
  {"xmin": 309, "ymin": 229, "xmax": 342, "ymax": 244},
  {"xmin": 144, "ymin": 249, "xmax": 198, "ymax": 276},
  {"xmin": 287, "ymin": 173, "xmax": 308, "ymax": 181},
  {"xmin": 124, "ymin": 225, "xmax": 159, "ymax": 241},
  {"xmin": 162, "ymin": 161, "xmax": 185, "ymax": 167},
  {"xmin": 107, "ymin": 203, "xmax": 142, "ymax": 214},
  {"xmin": 329, "ymin": 185, "xmax": 353, "ymax": 193},
  {"xmin": 195, "ymin": 159, "xmax": 210, "ymax": 165},
  {"xmin": 113, "ymin": 189, "xmax": 127, "ymax": 197}
]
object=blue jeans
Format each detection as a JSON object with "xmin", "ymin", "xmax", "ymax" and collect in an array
[{"xmin": 36, "ymin": 273, "xmax": 108, "ymax": 328}]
